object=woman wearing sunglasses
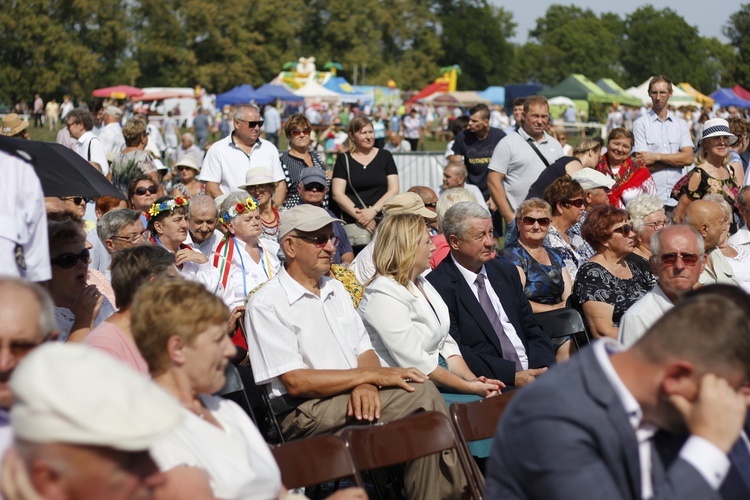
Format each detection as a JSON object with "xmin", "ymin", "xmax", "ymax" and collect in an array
[
  {"xmin": 47, "ymin": 220, "xmax": 115, "ymax": 342},
  {"xmin": 671, "ymin": 118, "xmax": 740, "ymax": 225},
  {"xmin": 500, "ymin": 198, "xmax": 572, "ymax": 314},
  {"xmin": 572, "ymin": 205, "xmax": 652, "ymax": 339},
  {"xmin": 542, "ymin": 176, "xmax": 587, "ymax": 282},
  {"xmin": 127, "ymin": 174, "xmax": 160, "ymax": 223},
  {"xmin": 279, "ymin": 114, "xmax": 328, "ymax": 210},
  {"xmin": 171, "ymin": 155, "xmax": 205, "ymax": 199}
]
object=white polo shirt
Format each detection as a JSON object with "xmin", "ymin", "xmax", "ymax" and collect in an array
[
  {"xmin": 199, "ymin": 133, "xmax": 285, "ymax": 195},
  {"xmin": 76, "ymin": 131, "xmax": 109, "ymax": 177}
]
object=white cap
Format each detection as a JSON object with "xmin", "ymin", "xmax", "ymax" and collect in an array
[
  {"xmin": 11, "ymin": 343, "xmax": 182, "ymax": 451},
  {"xmin": 572, "ymin": 168, "xmax": 616, "ymax": 190}
]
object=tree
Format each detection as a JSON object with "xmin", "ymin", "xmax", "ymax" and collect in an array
[
  {"xmin": 724, "ymin": 3, "xmax": 750, "ymax": 88},
  {"xmin": 435, "ymin": 0, "xmax": 515, "ymax": 90}
]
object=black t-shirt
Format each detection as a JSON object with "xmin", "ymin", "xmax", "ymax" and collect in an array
[
  {"xmin": 525, "ymin": 156, "xmax": 579, "ymax": 200},
  {"xmin": 332, "ymin": 149, "xmax": 398, "ymax": 223},
  {"xmin": 451, "ymin": 127, "xmax": 506, "ymax": 197}
]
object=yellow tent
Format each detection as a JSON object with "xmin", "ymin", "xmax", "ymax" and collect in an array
[{"xmin": 678, "ymin": 83, "xmax": 714, "ymax": 107}]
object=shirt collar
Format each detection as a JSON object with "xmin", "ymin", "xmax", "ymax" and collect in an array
[
  {"xmin": 450, "ymin": 254, "xmax": 487, "ymax": 285},
  {"xmin": 648, "ymin": 108, "xmax": 674, "ymax": 122},
  {"xmin": 593, "ymin": 338, "xmax": 645, "ymax": 431},
  {"xmin": 517, "ymin": 127, "xmax": 549, "ymax": 144},
  {"xmin": 230, "ymin": 132, "xmax": 261, "ymax": 150},
  {"xmin": 278, "ymin": 266, "xmax": 334, "ymax": 305},
  {"xmin": 76, "ymin": 130, "xmax": 94, "ymax": 145}
]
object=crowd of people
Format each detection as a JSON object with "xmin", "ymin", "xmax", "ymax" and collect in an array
[{"xmin": 0, "ymin": 73, "xmax": 750, "ymax": 499}]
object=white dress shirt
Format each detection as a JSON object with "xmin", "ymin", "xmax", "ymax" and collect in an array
[
  {"xmin": 76, "ymin": 131, "xmax": 110, "ymax": 176},
  {"xmin": 451, "ymin": 255, "xmax": 529, "ymax": 370},
  {"xmin": 246, "ymin": 267, "xmax": 373, "ymax": 398},
  {"xmin": 98, "ymin": 122, "xmax": 126, "ymax": 159},
  {"xmin": 594, "ymin": 338, "xmax": 730, "ymax": 498},
  {"xmin": 618, "ymin": 285, "xmax": 674, "ymax": 347}
]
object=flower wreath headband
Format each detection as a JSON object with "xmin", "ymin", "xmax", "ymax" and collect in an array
[
  {"xmin": 147, "ymin": 197, "xmax": 189, "ymax": 220},
  {"xmin": 221, "ymin": 197, "xmax": 259, "ymax": 224}
]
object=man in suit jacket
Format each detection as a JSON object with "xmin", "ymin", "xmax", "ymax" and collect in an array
[
  {"xmin": 427, "ymin": 201, "xmax": 555, "ymax": 387},
  {"xmin": 485, "ymin": 291, "xmax": 750, "ymax": 499}
]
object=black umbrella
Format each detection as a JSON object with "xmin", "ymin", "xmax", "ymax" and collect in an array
[{"xmin": 0, "ymin": 135, "xmax": 125, "ymax": 199}]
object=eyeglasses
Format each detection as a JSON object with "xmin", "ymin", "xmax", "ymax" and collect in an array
[
  {"xmin": 236, "ymin": 118, "xmax": 264, "ymax": 129},
  {"xmin": 611, "ymin": 224, "xmax": 634, "ymax": 235},
  {"xmin": 291, "ymin": 234, "xmax": 340, "ymax": 248},
  {"xmin": 303, "ymin": 182, "xmax": 326, "ymax": 192},
  {"xmin": 521, "ymin": 216, "xmax": 551, "ymax": 227},
  {"xmin": 65, "ymin": 121, "xmax": 78, "ymax": 128},
  {"xmin": 111, "ymin": 230, "xmax": 151, "ymax": 245},
  {"xmin": 424, "ymin": 202, "xmax": 437, "ymax": 209},
  {"xmin": 291, "ymin": 128, "xmax": 312, "ymax": 137},
  {"xmin": 60, "ymin": 196, "xmax": 86, "ymax": 205},
  {"xmin": 51, "ymin": 248, "xmax": 90, "ymax": 269},
  {"xmin": 659, "ymin": 252, "xmax": 701, "ymax": 266},
  {"xmin": 564, "ymin": 199, "xmax": 585, "ymax": 208},
  {"xmin": 643, "ymin": 219, "xmax": 672, "ymax": 230},
  {"xmin": 176, "ymin": 166, "xmax": 194, "ymax": 171},
  {"xmin": 134, "ymin": 185, "xmax": 158, "ymax": 196},
  {"xmin": 333, "ymin": 123, "xmax": 341, "ymax": 127}
]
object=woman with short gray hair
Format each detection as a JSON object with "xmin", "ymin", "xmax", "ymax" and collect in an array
[{"xmin": 625, "ymin": 194, "xmax": 668, "ymax": 283}]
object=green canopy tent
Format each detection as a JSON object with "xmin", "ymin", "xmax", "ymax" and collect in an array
[
  {"xmin": 594, "ymin": 79, "xmax": 642, "ymax": 107},
  {"xmin": 539, "ymin": 74, "xmax": 638, "ymax": 121}
]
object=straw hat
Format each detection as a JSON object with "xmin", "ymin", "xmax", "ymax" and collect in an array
[{"xmin": 1, "ymin": 113, "xmax": 29, "ymax": 136}]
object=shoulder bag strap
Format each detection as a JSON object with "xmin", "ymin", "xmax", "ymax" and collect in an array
[
  {"xmin": 344, "ymin": 153, "xmax": 368, "ymax": 209},
  {"xmin": 525, "ymin": 137, "xmax": 550, "ymax": 168}
]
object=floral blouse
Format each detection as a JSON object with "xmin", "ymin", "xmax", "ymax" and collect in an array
[{"xmin": 671, "ymin": 166, "xmax": 739, "ymax": 214}]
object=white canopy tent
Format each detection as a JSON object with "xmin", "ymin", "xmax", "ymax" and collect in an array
[
  {"xmin": 293, "ymin": 80, "xmax": 342, "ymax": 103},
  {"xmin": 626, "ymin": 78, "xmax": 698, "ymax": 107}
]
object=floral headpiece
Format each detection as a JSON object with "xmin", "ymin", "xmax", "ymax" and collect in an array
[
  {"xmin": 146, "ymin": 197, "xmax": 189, "ymax": 220},
  {"xmin": 221, "ymin": 197, "xmax": 259, "ymax": 224}
]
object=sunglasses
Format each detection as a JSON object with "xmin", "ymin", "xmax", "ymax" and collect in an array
[
  {"xmin": 521, "ymin": 216, "xmax": 551, "ymax": 227},
  {"xmin": 60, "ymin": 196, "xmax": 86, "ymax": 205},
  {"xmin": 291, "ymin": 234, "xmax": 340, "ymax": 248},
  {"xmin": 134, "ymin": 185, "xmax": 158, "ymax": 196},
  {"xmin": 659, "ymin": 252, "xmax": 700, "ymax": 266},
  {"xmin": 564, "ymin": 199, "xmax": 585, "ymax": 208},
  {"xmin": 237, "ymin": 118, "xmax": 264, "ymax": 129},
  {"xmin": 51, "ymin": 248, "xmax": 90, "ymax": 269},
  {"xmin": 303, "ymin": 182, "xmax": 326, "ymax": 192},
  {"xmin": 611, "ymin": 224, "xmax": 634, "ymax": 235},
  {"xmin": 291, "ymin": 128, "xmax": 312, "ymax": 137}
]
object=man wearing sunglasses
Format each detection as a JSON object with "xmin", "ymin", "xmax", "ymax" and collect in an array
[
  {"xmin": 297, "ymin": 168, "xmax": 353, "ymax": 266},
  {"xmin": 0, "ymin": 278, "xmax": 57, "ymax": 464},
  {"xmin": 201, "ymin": 104, "xmax": 287, "ymax": 206},
  {"xmin": 245, "ymin": 205, "xmax": 467, "ymax": 499},
  {"xmin": 619, "ymin": 224, "xmax": 707, "ymax": 346}
]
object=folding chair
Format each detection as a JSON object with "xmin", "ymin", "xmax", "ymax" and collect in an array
[
  {"xmin": 271, "ymin": 434, "xmax": 364, "ymax": 492},
  {"xmin": 214, "ymin": 363, "xmax": 258, "ymax": 426},
  {"xmin": 341, "ymin": 411, "xmax": 480, "ymax": 500},
  {"xmin": 533, "ymin": 307, "xmax": 590, "ymax": 350},
  {"xmin": 449, "ymin": 392, "xmax": 517, "ymax": 496}
]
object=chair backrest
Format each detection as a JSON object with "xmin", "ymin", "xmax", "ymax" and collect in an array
[
  {"xmin": 271, "ymin": 434, "xmax": 363, "ymax": 490},
  {"xmin": 215, "ymin": 363, "xmax": 246, "ymax": 397},
  {"xmin": 341, "ymin": 411, "xmax": 479, "ymax": 498},
  {"xmin": 534, "ymin": 307, "xmax": 587, "ymax": 340},
  {"xmin": 449, "ymin": 391, "xmax": 517, "ymax": 443}
]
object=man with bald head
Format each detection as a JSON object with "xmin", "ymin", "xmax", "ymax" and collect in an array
[
  {"xmin": 618, "ymin": 225, "xmax": 707, "ymax": 346},
  {"xmin": 185, "ymin": 195, "xmax": 223, "ymax": 258},
  {"xmin": 0, "ymin": 278, "xmax": 57, "ymax": 461},
  {"xmin": 684, "ymin": 199, "xmax": 739, "ymax": 285},
  {"xmin": 440, "ymin": 161, "xmax": 484, "ymax": 204}
]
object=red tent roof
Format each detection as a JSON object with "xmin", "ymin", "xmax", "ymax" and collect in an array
[
  {"xmin": 732, "ymin": 85, "xmax": 750, "ymax": 101},
  {"xmin": 407, "ymin": 80, "xmax": 449, "ymax": 105},
  {"xmin": 92, "ymin": 85, "xmax": 143, "ymax": 98}
]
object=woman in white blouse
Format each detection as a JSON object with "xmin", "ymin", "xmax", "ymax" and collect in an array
[{"xmin": 358, "ymin": 214, "xmax": 503, "ymax": 397}]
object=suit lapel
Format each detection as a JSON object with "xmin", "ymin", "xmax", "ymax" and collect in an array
[
  {"xmin": 444, "ymin": 259, "xmax": 504, "ymax": 355},
  {"xmin": 581, "ymin": 348, "xmax": 642, "ymax": 499}
]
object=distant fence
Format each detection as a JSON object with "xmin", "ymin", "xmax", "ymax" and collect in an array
[{"xmin": 391, "ymin": 152, "xmax": 445, "ymax": 192}]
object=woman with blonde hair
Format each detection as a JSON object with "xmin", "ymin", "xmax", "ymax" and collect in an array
[
  {"xmin": 358, "ymin": 213, "xmax": 503, "ymax": 398},
  {"xmin": 112, "ymin": 119, "xmax": 160, "ymax": 194},
  {"xmin": 332, "ymin": 116, "xmax": 399, "ymax": 241}
]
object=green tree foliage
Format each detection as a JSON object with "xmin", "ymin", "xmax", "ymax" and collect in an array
[
  {"xmin": 435, "ymin": 0, "xmax": 515, "ymax": 90},
  {"xmin": 725, "ymin": 3, "xmax": 750, "ymax": 88}
]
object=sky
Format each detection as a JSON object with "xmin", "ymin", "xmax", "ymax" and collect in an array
[{"xmin": 494, "ymin": 0, "xmax": 737, "ymax": 44}]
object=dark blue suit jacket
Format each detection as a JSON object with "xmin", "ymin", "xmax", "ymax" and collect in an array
[
  {"xmin": 485, "ymin": 344, "xmax": 723, "ymax": 499},
  {"xmin": 426, "ymin": 256, "xmax": 554, "ymax": 386}
]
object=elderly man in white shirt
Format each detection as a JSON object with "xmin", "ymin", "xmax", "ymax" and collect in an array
[
  {"xmin": 65, "ymin": 108, "xmax": 109, "ymax": 177},
  {"xmin": 618, "ymin": 224, "xmax": 707, "ymax": 346},
  {"xmin": 200, "ymin": 104, "xmax": 286, "ymax": 205},
  {"xmin": 97, "ymin": 106, "xmax": 125, "ymax": 161},
  {"xmin": 245, "ymin": 204, "xmax": 466, "ymax": 500}
]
